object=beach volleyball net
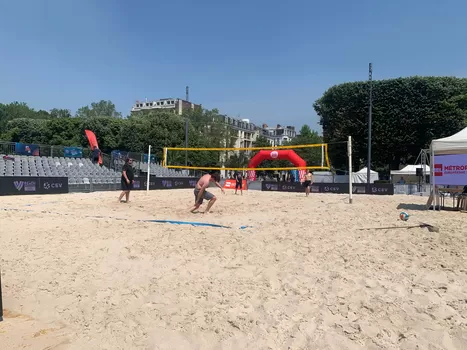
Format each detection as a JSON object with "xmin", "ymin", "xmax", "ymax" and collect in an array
[{"xmin": 163, "ymin": 143, "xmax": 330, "ymax": 181}]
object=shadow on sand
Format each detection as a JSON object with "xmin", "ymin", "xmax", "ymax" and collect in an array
[
  {"xmin": 397, "ymin": 203, "xmax": 459, "ymax": 212},
  {"xmin": 397, "ymin": 203, "xmax": 428, "ymax": 211}
]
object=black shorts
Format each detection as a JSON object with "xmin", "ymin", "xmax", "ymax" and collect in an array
[
  {"xmin": 121, "ymin": 179, "xmax": 133, "ymax": 191},
  {"xmin": 303, "ymin": 180, "xmax": 311, "ymax": 188},
  {"xmin": 235, "ymin": 181, "xmax": 242, "ymax": 189}
]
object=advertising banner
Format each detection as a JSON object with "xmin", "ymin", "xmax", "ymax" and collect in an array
[
  {"xmin": 433, "ymin": 154, "xmax": 467, "ymax": 185},
  {"xmin": 15, "ymin": 142, "xmax": 40, "ymax": 156},
  {"xmin": 0, "ymin": 177, "xmax": 69, "ymax": 196},
  {"xmin": 64, "ymin": 147, "xmax": 83, "ymax": 158},
  {"xmin": 223, "ymin": 179, "xmax": 248, "ymax": 190},
  {"xmin": 129, "ymin": 177, "xmax": 197, "ymax": 191},
  {"xmin": 261, "ymin": 182, "xmax": 394, "ymax": 195},
  {"xmin": 39, "ymin": 177, "xmax": 69, "ymax": 194}
]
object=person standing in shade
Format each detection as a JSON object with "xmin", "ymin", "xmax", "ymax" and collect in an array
[
  {"xmin": 118, "ymin": 158, "xmax": 134, "ymax": 203},
  {"xmin": 235, "ymin": 171, "xmax": 243, "ymax": 195},
  {"xmin": 303, "ymin": 171, "xmax": 314, "ymax": 197}
]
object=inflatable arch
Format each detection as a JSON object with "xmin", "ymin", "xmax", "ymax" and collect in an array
[{"xmin": 246, "ymin": 150, "xmax": 307, "ymax": 181}]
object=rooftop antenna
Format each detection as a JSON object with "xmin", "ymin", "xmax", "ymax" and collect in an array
[{"xmin": 186, "ymin": 86, "xmax": 189, "ymax": 102}]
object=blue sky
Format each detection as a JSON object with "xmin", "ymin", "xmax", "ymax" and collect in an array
[{"xmin": 1, "ymin": 0, "xmax": 466, "ymax": 133}]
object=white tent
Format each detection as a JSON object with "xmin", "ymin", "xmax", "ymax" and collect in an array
[
  {"xmin": 353, "ymin": 167, "xmax": 379, "ymax": 184},
  {"xmin": 430, "ymin": 127, "xmax": 467, "ymax": 210},
  {"xmin": 390, "ymin": 164, "xmax": 430, "ymax": 176},
  {"xmin": 431, "ymin": 127, "xmax": 467, "ymax": 155},
  {"xmin": 390, "ymin": 164, "xmax": 430, "ymax": 184}
]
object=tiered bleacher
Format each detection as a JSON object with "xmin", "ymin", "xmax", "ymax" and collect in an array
[
  {"xmin": 127, "ymin": 160, "xmax": 189, "ymax": 177},
  {"xmin": 1, "ymin": 155, "xmax": 190, "ymax": 185}
]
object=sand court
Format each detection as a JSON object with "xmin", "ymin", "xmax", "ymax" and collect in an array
[{"xmin": 0, "ymin": 190, "xmax": 466, "ymax": 349}]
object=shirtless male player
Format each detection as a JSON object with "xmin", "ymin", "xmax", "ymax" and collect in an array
[
  {"xmin": 303, "ymin": 171, "xmax": 314, "ymax": 197},
  {"xmin": 190, "ymin": 172, "xmax": 225, "ymax": 213}
]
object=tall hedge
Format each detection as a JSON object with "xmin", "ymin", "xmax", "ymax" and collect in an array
[{"xmin": 313, "ymin": 77, "xmax": 467, "ymax": 172}]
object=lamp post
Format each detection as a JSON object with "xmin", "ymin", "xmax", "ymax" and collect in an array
[
  {"xmin": 185, "ymin": 86, "xmax": 189, "ymax": 166},
  {"xmin": 367, "ymin": 63, "xmax": 373, "ymax": 193}
]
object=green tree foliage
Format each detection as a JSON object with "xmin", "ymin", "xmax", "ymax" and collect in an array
[
  {"xmin": 3, "ymin": 118, "xmax": 48, "ymax": 144},
  {"xmin": 76, "ymin": 100, "xmax": 122, "ymax": 118},
  {"xmin": 0, "ymin": 102, "xmax": 50, "ymax": 135},
  {"xmin": 286, "ymin": 125, "xmax": 323, "ymax": 167},
  {"xmin": 224, "ymin": 151, "xmax": 249, "ymax": 168},
  {"xmin": 314, "ymin": 77, "xmax": 467, "ymax": 171},
  {"xmin": 50, "ymin": 108, "xmax": 72, "ymax": 118}
]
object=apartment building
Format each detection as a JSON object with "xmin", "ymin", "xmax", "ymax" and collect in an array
[
  {"xmin": 222, "ymin": 116, "xmax": 258, "ymax": 149},
  {"xmin": 131, "ymin": 98, "xmax": 201, "ymax": 115},
  {"xmin": 260, "ymin": 124, "xmax": 297, "ymax": 146}
]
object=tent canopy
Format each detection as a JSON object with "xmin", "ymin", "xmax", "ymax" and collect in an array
[
  {"xmin": 390, "ymin": 164, "xmax": 430, "ymax": 176},
  {"xmin": 431, "ymin": 127, "xmax": 467, "ymax": 155},
  {"xmin": 353, "ymin": 167, "xmax": 379, "ymax": 183},
  {"xmin": 356, "ymin": 167, "xmax": 377, "ymax": 174}
]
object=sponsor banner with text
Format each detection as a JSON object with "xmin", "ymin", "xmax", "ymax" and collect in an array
[
  {"xmin": 433, "ymin": 154, "xmax": 467, "ymax": 185},
  {"xmin": 261, "ymin": 182, "xmax": 394, "ymax": 195},
  {"xmin": 0, "ymin": 176, "xmax": 69, "ymax": 196},
  {"xmin": 131, "ymin": 177, "xmax": 198, "ymax": 190},
  {"xmin": 223, "ymin": 179, "xmax": 248, "ymax": 190}
]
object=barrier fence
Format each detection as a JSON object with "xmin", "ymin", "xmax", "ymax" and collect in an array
[
  {"xmin": 261, "ymin": 181, "xmax": 395, "ymax": 195},
  {"xmin": 0, "ymin": 176, "xmax": 69, "ymax": 196},
  {"xmin": 0, "ymin": 176, "xmax": 200, "ymax": 196}
]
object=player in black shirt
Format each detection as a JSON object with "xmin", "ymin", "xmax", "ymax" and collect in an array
[
  {"xmin": 92, "ymin": 146, "xmax": 100, "ymax": 164},
  {"xmin": 118, "ymin": 158, "xmax": 134, "ymax": 203},
  {"xmin": 235, "ymin": 171, "xmax": 243, "ymax": 195}
]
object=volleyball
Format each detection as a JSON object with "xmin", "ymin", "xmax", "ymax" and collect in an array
[{"xmin": 399, "ymin": 211, "xmax": 409, "ymax": 221}]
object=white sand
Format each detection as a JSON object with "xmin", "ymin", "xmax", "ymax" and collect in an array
[{"xmin": 0, "ymin": 189, "xmax": 466, "ymax": 349}]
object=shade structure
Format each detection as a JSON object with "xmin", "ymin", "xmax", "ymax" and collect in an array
[
  {"xmin": 430, "ymin": 126, "xmax": 467, "ymax": 210},
  {"xmin": 390, "ymin": 165, "xmax": 430, "ymax": 176},
  {"xmin": 431, "ymin": 127, "xmax": 467, "ymax": 155},
  {"xmin": 353, "ymin": 167, "xmax": 379, "ymax": 184}
]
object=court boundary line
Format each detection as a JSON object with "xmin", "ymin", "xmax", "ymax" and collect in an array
[{"xmin": 0, "ymin": 207, "xmax": 251, "ymax": 230}]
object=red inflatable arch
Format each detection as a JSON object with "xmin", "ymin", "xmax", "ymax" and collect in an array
[{"xmin": 247, "ymin": 149, "xmax": 307, "ymax": 181}]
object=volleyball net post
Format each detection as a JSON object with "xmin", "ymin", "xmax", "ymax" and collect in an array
[{"xmin": 146, "ymin": 145, "xmax": 151, "ymax": 193}]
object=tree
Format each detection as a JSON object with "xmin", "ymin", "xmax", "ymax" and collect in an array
[
  {"xmin": 0, "ymin": 102, "xmax": 49, "ymax": 135},
  {"xmin": 286, "ymin": 125, "xmax": 324, "ymax": 168},
  {"xmin": 81, "ymin": 116, "xmax": 124, "ymax": 152},
  {"xmin": 3, "ymin": 118, "xmax": 47, "ymax": 144},
  {"xmin": 224, "ymin": 151, "xmax": 249, "ymax": 168},
  {"xmin": 50, "ymin": 108, "xmax": 72, "ymax": 118},
  {"xmin": 314, "ymin": 77, "xmax": 467, "ymax": 172},
  {"xmin": 76, "ymin": 100, "xmax": 122, "ymax": 118}
]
